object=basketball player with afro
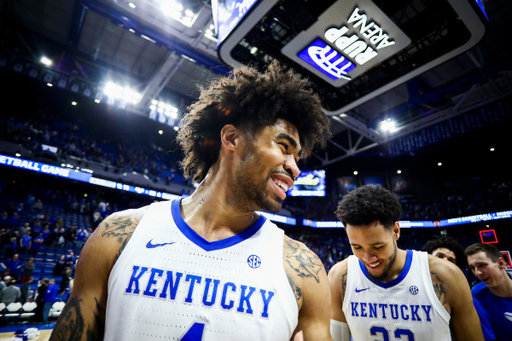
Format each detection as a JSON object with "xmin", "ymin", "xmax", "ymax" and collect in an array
[{"xmin": 50, "ymin": 61, "xmax": 333, "ymax": 341}]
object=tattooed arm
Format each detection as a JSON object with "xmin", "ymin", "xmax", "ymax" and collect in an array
[
  {"xmin": 283, "ymin": 236, "xmax": 333, "ymax": 341},
  {"xmin": 50, "ymin": 206, "xmax": 149, "ymax": 341},
  {"xmin": 327, "ymin": 259, "xmax": 348, "ymax": 324},
  {"xmin": 428, "ymin": 255, "xmax": 484, "ymax": 341}
]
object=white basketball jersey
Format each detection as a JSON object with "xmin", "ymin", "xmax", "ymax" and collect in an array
[
  {"xmin": 104, "ymin": 199, "xmax": 298, "ymax": 341},
  {"xmin": 343, "ymin": 250, "xmax": 451, "ymax": 341}
]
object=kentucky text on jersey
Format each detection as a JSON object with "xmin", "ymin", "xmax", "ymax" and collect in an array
[
  {"xmin": 124, "ymin": 265, "xmax": 275, "ymax": 318},
  {"xmin": 350, "ymin": 301, "xmax": 433, "ymax": 322}
]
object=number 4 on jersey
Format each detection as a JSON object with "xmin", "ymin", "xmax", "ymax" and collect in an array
[{"xmin": 181, "ymin": 322, "xmax": 206, "ymax": 341}]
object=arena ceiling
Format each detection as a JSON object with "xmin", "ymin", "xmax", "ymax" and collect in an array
[{"xmin": 1, "ymin": 0, "xmax": 511, "ymax": 167}]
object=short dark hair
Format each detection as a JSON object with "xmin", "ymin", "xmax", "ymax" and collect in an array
[
  {"xmin": 423, "ymin": 236, "xmax": 467, "ymax": 268},
  {"xmin": 465, "ymin": 243, "xmax": 503, "ymax": 262},
  {"xmin": 336, "ymin": 185, "xmax": 402, "ymax": 229},
  {"xmin": 177, "ymin": 61, "xmax": 331, "ymax": 182}
]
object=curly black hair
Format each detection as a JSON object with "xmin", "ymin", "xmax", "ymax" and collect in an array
[
  {"xmin": 422, "ymin": 235, "xmax": 467, "ymax": 269},
  {"xmin": 176, "ymin": 61, "xmax": 331, "ymax": 182},
  {"xmin": 336, "ymin": 185, "xmax": 402, "ymax": 229}
]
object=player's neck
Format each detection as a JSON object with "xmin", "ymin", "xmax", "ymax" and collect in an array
[
  {"xmin": 180, "ymin": 175, "xmax": 259, "ymax": 241},
  {"xmin": 387, "ymin": 248, "xmax": 408, "ymax": 281}
]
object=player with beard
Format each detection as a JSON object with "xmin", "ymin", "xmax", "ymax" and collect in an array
[
  {"xmin": 328, "ymin": 185, "xmax": 484, "ymax": 341},
  {"xmin": 50, "ymin": 61, "xmax": 332, "ymax": 341}
]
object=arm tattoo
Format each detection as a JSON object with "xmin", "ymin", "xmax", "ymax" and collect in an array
[
  {"xmin": 341, "ymin": 269, "xmax": 348, "ymax": 298},
  {"xmin": 101, "ymin": 210, "xmax": 145, "ymax": 263},
  {"xmin": 430, "ymin": 270, "xmax": 447, "ymax": 306},
  {"xmin": 50, "ymin": 297, "xmax": 106, "ymax": 341},
  {"xmin": 100, "ymin": 210, "xmax": 144, "ymax": 239},
  {"xmin": 284, "ymin": 239, "xmax": 323, "ymax": 283},
  {"xmin": 287, "ymin": 275, "xmax": 303, "ymax": 304}
]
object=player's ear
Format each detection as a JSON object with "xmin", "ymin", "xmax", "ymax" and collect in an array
[
  {"xmin": 392, "ymin": 222, "xmax": 400, "ymax": 241},
  {"xmin": 497, "ymin": 257, "xmax": 507, "ymax": 270},
  {"xmin": 220, "ymin": 124, "xmax": 239, "ymax": 151}
]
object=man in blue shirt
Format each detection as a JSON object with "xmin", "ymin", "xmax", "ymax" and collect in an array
[
  {"xmin": 42, "ymin": 278, "xmax": 59, "ymax": 323},
  {"xmin": 1, "ymin": 254, "xmax": 22, "ymax": 279},
  {"xmin": 466, "ymin": 243, "xmax": 512, "ymax": 341},
  {"xmin": 20, "ymin": 231, "xmax": 32, "ymax": 255}
]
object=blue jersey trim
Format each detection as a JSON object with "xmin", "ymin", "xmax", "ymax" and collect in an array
[
  {"xmin": 171, "ymin": 199, "xmax": 267, "ymax": 252},
  {"xmin": 358, "ymin": 249, "xmax": 413, "ymax": 289}
]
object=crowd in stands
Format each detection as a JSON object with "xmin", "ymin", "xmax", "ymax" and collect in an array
[{"xmin": 0, "ymin": 108, "xmax": 190, "ymax": 187}]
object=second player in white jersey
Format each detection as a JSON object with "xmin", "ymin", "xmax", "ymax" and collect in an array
[
  {"xmin": 329, "ymin": 185, "xmax": 484, "ymax": 341},
  {"xmin": 342, "ymin": 250, "xmax": 450, "ymax": 341}
]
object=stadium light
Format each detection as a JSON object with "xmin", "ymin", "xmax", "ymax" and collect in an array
[
  {"xmin": 40, "ymin": 56, "xmax": 52, "ymax": 66},
  {"xmin": 380, "ymin": 118, "xmax": 397, "ymax": 133},
  {"xmin": 128, "ymin": 2, "xmax": 136, "ymax": 9}
]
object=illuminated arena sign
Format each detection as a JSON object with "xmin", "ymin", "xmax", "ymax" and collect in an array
[
  {"xmin": 283, "ymin": 1, "xmax": 411, "ymax": 87},
  {"xmin": 217, "ymin": 0, "xmax": 488, "ymax": 113}
]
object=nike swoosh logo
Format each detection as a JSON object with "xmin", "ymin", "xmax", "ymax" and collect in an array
[
  {"xmin": 355, "ymin": 287, "xmax": 370, "ymax": 293},
  {"xmin": 146, "ymin": 240, "xmax": 175, "ymax": 249}
]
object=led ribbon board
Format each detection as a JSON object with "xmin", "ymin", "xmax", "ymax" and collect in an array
[
  {"xmin": 282, "ymin": 0, "xmax": 411, "ymax": 87},
  {"xmin": 212, "ymin": 0, "xmax": 261, "ymax": 44},
  {"xmin": 0, "ymin": 153, "xmax": 296, "ymax": 225},
  {"xmin": 288, "ymin": 170, "xmax": 326, "ymax": 197}
]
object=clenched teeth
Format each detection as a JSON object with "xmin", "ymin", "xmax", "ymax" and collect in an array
[{"xmin": 272, "ymin": 178, "xmax": 290, "ymax": 192}]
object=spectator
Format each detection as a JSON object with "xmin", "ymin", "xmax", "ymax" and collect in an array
[
  {"xmin": 0, "ymin": 276, "xmax": 21, "ymax": 305},
  {"xmin": 21, "ymin": 257, "xmax": 35, "ymax": 284},
  {"xmin": 18, "ymin": 222, "xmax": 30, "ymax": 239},
  {"xmin": 34, "ymin": 278, "xmax": 49, "ymax": 322},
  {"xmin": 16, "ymin": 203, "xmax": 25, "ymax": 215},
  {"xmin": 0, "ymin": 212, "xmax": 8, "ymax": 228},
  {"xmin": 32, "ymin": 219, "xmax": 43, "ymax": 236},
  {"xmin": 42, "ymin": 278, "xmax": 58, "ymax": 323},
  {"xmin": 66, "ymin": 251, "xmax": 76, "ymax": 271},
  {"xmin": 59, "ymin": 267, "xmax": 72, "ymax": 295},
  {"xmin": 92, "ymin": 209, "xmax": 102, "ymax": 225},
  {"xmin": 466, "ymin": 243, "xmax": 512, "ymax": 341},
  {"xmin": 19, "ymin": 230, "xmax": 32, "ymax": 254},
  {"xmin": 32, "ymin": 233, "xmax": 44, "ymax": 255},
  {"xmin": 75, "ymin": 227, "xmax": 88, "ymax": 249},
  {"xmin": 41, "ymin": 224, "xmax": 51, "ymax": 245},
  {"xmin": 54, "ymin": 254, "xmax": 66, "ymax": 277},
  {"xmin": 65, "ymin": 225, "xmax": 77, "ymax": 249},
  {"xmin": 20, "ymin": 276, "xmax": 34, "ymax": 303},
  {"xmin": 33, "ymin": 199, "xmax": 43, "ymax": 211},
  {"xmin": 0, "ymin": 272, "xmax": 9, "ymax": 290},
  {"xmin": 1, "ymin": 254, "xmax": 22, "ymax": 279}
]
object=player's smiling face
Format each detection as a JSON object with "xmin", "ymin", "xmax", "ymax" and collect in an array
[
  {"xmin": 346, "ymin": 221, "xmax": 400, "ymax": 282},
  {"xmin": 233, "ymin": 119, "xmax": 301, "ymax": 214}
]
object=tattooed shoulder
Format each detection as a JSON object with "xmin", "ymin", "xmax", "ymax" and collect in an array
[
  {"xmin": 100, "ymin": 206, "xmax": 149, "ymax": 262},
  {"xmin": 283, "ymin": 236, "xmax": 324, "ymax": 307}
]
